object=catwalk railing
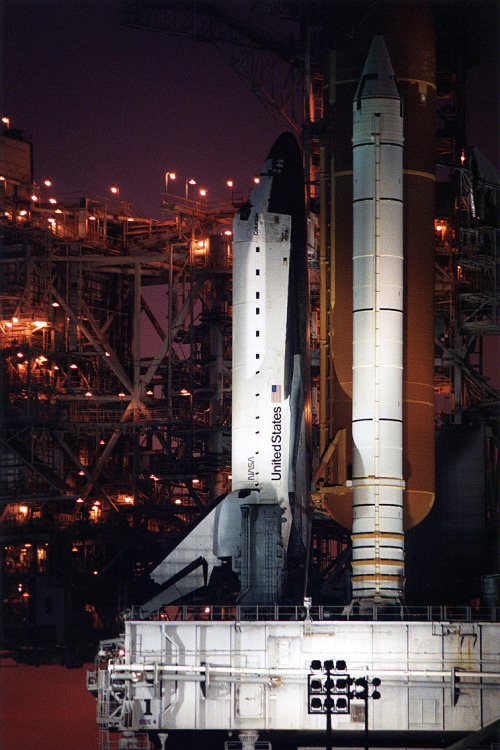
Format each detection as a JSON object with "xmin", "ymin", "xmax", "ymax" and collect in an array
[{"xmin": 122, "ymin": 603, "xmax": 499, "ymax": 623}]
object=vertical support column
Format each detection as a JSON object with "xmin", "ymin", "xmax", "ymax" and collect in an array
[
  {"xmin": 319, "ymin": 145, "xmax": 329, "ymax": 459},
  {"xmin": 133, "ymin": 260, "xmax": 141, "ymax": 396},
  {"xmin": 238, "ymin": 731, "xmax": 259, "ymax": 750}
]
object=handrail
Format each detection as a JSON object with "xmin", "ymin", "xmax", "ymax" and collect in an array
[{"xmin": 122, "ymin": 603, "xmax": 498, "ymax": 624}]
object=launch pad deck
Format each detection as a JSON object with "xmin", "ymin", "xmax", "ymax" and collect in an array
[{"xmin": 89, "ymin": 614, "xmax": 500, "ymax": 741}]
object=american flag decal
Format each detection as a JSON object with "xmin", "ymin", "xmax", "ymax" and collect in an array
[{"xmin": 271, "ymin": 385, "xmax": 282, "ymax": 403}]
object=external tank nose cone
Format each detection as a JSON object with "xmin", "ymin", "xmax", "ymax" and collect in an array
[{"xmin": 355, "ymin": 35, "xmax": 399, "ymax": 100}]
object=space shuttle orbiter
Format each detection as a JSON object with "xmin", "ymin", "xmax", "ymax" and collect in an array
[{"xmin": 145, "ymin": 133, "xmax": 311, "ymax": 609}]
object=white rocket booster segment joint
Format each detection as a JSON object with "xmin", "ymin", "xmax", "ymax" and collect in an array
[{"xmin": 352, "ymin": 36, "xmax": 405, "ymax": 603}]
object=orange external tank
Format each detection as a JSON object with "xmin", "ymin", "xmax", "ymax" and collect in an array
[{"xmin": 320, "ymin": 0, "xmax": 436, "ymax": 531}]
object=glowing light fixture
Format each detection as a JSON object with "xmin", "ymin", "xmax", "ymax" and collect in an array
[
  {"xmin": 49, "ymin": 197, "xmax": 57, "ymax": 204},
  {"xmin": 174, "ymin": 498, "xmax": 182, "ymax": 505},
  {"xmin": 19, "ymin": 505, "xmax": 28, "ymax": 514},
  {"xmin": 44, "ymin": 179, "xmax": 52, "ymax": 187},
  {"xmin": 31, "ymin": 194, "xmax": 39, "ymax": 202},
  {"xmin": 85, "ymin": 391, "xmax": 92, "ymax": 397},
  {"xmin": 79, "ymin": 470, "xmax": 85, "ymax": 476},
  {"xmin": 76, "ymin": 497, "xmax": 84, "ymax": 503},
  {"xmin": 70, "ymin": 363, "xmax": 78, "ymax": 369},
  {"xmin": 1, "ymin": 116, "xmax": 10, "ymax": 127},
  {"xmin": 185, "ymin": 178, "xmax": 196, "ymax": 200},
  {"xmin": 165, "ymin": 172, "xmax": 176, "ymax": 191},
  {"xmin": 32, "ymin": 321, "xmax": 48, "ymax": 330},
  {"xmin": 52, "ymin": 301, "xmax": 60, "ymax": 307}
]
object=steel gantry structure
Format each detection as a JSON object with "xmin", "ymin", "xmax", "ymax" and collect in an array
[{"xmin": 1, "ymin": 129, "xmax": 236, "ymax": 660}]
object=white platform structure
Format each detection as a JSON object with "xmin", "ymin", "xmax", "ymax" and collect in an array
[{"xmin": 88, "ymin": 611, "xmax": 500, "ymax": 747}]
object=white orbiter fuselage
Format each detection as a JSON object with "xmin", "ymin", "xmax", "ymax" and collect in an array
[{"xmin": 148, "ymin": 133, "xmax": 311, "ymax": 607}]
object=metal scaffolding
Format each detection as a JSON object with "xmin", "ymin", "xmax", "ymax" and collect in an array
[
  {"xmin": 0, "ymin": 127, "xmax": 235, "ymax": 660},
  {"xmin": 434, "ymin": 154, "xmax": 500, "ymax": 424}
]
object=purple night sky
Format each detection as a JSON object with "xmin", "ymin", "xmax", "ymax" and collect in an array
[
  {"xmin": 2, "ymin": 1, "xmax": 498, "ymax": 220},
  {"xmin": 2, "ymin": 0, "xmax": 284, "ymax": 217}
]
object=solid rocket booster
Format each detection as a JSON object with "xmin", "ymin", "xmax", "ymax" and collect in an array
[{"xmin": 351, "ymin": 36, "xmax": 405, "ymax": 600}]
